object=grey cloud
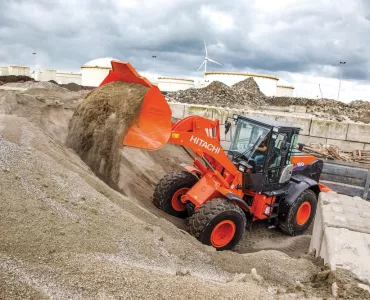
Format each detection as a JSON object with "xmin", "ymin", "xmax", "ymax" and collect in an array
[{"xmin": 0, "ymin": 0, "xmax": 369, "ymax": 81}]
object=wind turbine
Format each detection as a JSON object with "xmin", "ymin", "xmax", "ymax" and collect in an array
[{"xmin": 197, "ymin": 40, "xmax": 221, "ymax": 81}]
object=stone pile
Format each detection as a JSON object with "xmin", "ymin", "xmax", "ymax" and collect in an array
[{"xmin": 166, "ymin": 78, "xmax": 266, "ymax": 108}]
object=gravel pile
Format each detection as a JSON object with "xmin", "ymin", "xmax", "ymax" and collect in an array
[{"xmin": 166, "ymin": 78, "xmax": 266, "ymax": 108}]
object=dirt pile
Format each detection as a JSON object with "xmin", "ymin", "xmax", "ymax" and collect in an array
[
  {"xmin": 0, "ymin": 75, "xmax": 34, "ymax": 85},
  {"xmin": 67, "ymin": 81, "xmax": 148, "ymax": 185},
  {"xmin": 166, "ymin": 79, "xmax": 266, "ymax": 108}
]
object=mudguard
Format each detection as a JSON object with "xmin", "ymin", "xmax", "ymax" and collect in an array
[
  {"xmin": 278, "ymin": 175, "xmax": 320, "ymax": 221},
  {"xmin": 180, "ymin": 163, "xmax": 202, "ymax": 177}
]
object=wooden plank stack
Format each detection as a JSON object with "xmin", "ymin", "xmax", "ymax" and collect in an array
[{"xmin": 301, "ymin": 143, "xmax": 370, "ymax": 166}]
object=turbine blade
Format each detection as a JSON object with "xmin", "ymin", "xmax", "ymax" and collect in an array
[
  {"xmin": 197, "ymin": 60, "xmax": 205, "ymax": 71},
  {"xmin": 208, "ymin": 58, "xmax": 221, "ymax": 65},
  {"xmin": 204, "ymin": 40, "xmax": 208, "ymax": 57}
]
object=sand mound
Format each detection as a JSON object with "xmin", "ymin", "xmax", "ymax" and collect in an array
[{"xmin": 67, "ymin": 81, "xmax": 148, "ymax": 184}]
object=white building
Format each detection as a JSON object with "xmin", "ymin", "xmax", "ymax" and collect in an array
[
  {"xmin": 0, "ymin": 65, "xmax": 31, "ymax": 76},
  {"xmin": 56, "ymin": 72, "xmax": 81, "ymax": 85},
  {"xmin": 81, "ymin": 57, "xmax": 117, "ymax": 87},
  {"xmin": 204, "ymin": 71, "xmax": 279, "ymax": 96},
  {"xmin": 276, "ymin": 85, "xmax": 294, "ymax": 97},
  {"xmin": 157, "ymin": 77, "xmax": 194, "ymax": 92},
  {"xmin": 33, "ymin": 69, "xmax": 57, "ymax": 82}
]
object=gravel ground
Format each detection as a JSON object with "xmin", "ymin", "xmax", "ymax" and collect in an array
[{"xmin": 1, "ymin": 85, "xmax": 369, "ymax": 299}]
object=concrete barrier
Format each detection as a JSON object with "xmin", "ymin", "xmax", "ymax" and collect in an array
[
  {"xmin": 310, "ymin": 192, "xmax": 370, "ymax": 285},
  {"xmin": 310, "ymin": 119, "xmax": 348, "ymax": 140},
  {"xmin": 167, "ymin": 102, "xmax": 370, "ymax": 151}
]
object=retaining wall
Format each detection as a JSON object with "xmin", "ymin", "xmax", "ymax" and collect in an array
[
  {"xmin": 169, "ymin": 102, "xmax": 370, "ymax": 152},
  {"xmin": 310, "ymin": 192, "xmax": 370, "ymax": 286}
]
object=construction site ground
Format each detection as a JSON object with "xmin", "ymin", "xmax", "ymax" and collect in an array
[{"xmin": 0, "ymin": 81, "xmax": 369, "ymax": 299}]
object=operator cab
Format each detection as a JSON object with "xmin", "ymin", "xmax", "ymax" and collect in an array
[{"xmin": 225, "ymin": 115, "xmax": 301, "ymax": 192}]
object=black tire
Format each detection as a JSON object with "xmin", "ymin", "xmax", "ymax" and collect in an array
[
  {"xmin": 188, "ymin": 198, "xmax": 246, "ymax": 251},
  {"xmin": 152, "ymin": 171, "xmax": 198, "ymax": 218},
  {"xmin": 279, "ymin": 189, "xmax": 317, "ymax": 236}
]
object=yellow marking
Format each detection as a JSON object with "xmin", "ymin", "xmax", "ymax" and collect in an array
[{"xmin": 172, "ymin": 133, "xmax": 180, "ymax": 138}]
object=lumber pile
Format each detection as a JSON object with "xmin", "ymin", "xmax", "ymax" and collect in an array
[{"xmin": 301, "ymin": 143, "xmax": 370, "ymax": 166}]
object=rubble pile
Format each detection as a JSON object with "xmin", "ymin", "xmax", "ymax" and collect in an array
[
  {"xmin": 166, "ymin": 78, "xmax": 266, "ymax": 108},
  {"xmin": 167, "ymin": 79, "xmax": 370, "ymax": 123},
  {"xmin": 232, "ymin": 77, "xmax": 266, "ymax": 106},
  {"xmin": 267, "ymin": 97, "xmax": 370, "ymax": 123}
]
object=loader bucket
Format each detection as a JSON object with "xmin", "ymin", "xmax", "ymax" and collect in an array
[{"xmin": 100, "ymin": 61, "xmax": 172, "ymax": 150}]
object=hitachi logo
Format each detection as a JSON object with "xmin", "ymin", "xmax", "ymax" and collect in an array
[{"xmin": 190, "ymin": 135, "xmax": 221, "ymax": 154}]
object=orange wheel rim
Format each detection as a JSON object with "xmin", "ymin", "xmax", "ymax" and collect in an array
[
  {"xmin": 171, "ymin": 188, "xmax": 188, "ymax": 212},
  {"xmin": 296, "ymin": 201, "xmax": 311, "ymax": 225},
  {"xmin": 210, "ymin": 220, "xmax": 236, "ymax": 248}
]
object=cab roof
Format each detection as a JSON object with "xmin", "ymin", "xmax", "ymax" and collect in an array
[{"xmin": 238, "ymin": 115, "xmax": 302, "ymax": 131}]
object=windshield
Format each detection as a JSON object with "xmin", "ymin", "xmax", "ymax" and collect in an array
[{"xmin": 229, "ymin": 119, "xmax": 270, "ymax": 158}]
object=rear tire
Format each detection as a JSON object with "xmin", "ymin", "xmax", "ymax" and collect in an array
[
  {"xmin": 153, "ymin": 171, "xmax": 198, "ymax": 218},
  {"xmin": 188, "ymin": 198, "xmax": 246, "ymax": 251},
  {"xmin": 279, "ymin": 189, "xmax": 317, "ymax": 236}
]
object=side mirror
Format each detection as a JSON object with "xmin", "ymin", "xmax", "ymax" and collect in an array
[{"xmin": 225, "ymin": 120, "xmax": 231, "ymax": 135}]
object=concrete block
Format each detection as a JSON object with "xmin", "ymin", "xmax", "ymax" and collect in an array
[
  {"xmin": 184, "ymin": 105, "xmax": 213, "ymax": 118},
  {"xmin": 298, "ymin": 135, "xmax": 327, "ymax": 145},
  {"xmin": 347, "ymin": 123, "xmax": 370, "ymax": 143},
  {"xmin": 310, "ymin": 192, "xmax": 370, "ymax": 284},
  {"xmin": 319, "ymin": 227, "xmax": 370, "ymax": 284},
  {"xmin": 310, "ymin": 119, "xmax": 348, "ymax": 139},
  {"xmin": 327, "ymin": 139, "xmax": 365, "ymax": 152},
  {"xmin": 168, "ymin": 102, "xmax": 185, "ymax": 119},
  {"xmin": 220, "ymin": 140, "xmax": 231, "ymax": 150},
  {"xmin": 275, "ymin": 115, "xmax": 311, "ymax": 135}
]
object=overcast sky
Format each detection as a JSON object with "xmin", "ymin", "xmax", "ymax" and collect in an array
[{"xmin": 1, "ymin": 0, "xmax": 370, "ymax": 102}]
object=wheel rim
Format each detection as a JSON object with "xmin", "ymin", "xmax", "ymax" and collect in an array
[
  {"xmin": 171, "ymin": 188, "xmax": 188, "ymax": 211},
  {"xmin": 296, "ymin": 201, "xmax": 311, "ymax": 225},
  {"xmin": 210, "ymin": 220, "xmax": 236, "ymax": 248}
]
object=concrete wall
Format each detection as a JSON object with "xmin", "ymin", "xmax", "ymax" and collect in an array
[{"xmin": 168, "ymin": 102, "xmax": 370, "ymax": 152}]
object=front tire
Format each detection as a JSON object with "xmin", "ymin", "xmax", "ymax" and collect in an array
[
  {"xmin": 279, "ymin": 189, "xmax": 317, "ymax": 236},
  {"xmin": 152, "ymin": 171, "xmax": 198, "ymax": 218},
  {"xmin": 188, "ymin": 198, "xmax": 246, "ymax": 251}
]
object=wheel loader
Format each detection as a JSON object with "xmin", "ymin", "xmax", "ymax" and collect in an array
[{"xmin": 99, "ymin": 61, "xmax": 332, "ymax": 250}]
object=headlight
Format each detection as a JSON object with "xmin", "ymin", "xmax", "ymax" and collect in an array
[{"xmin": 238, "ymin": 165, "xmax": 245, "ymax": 172}]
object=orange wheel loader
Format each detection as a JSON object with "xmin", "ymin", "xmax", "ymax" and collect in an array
[{"xmin": 100, "ymin": 61, "xmax": 331, "ymax": 251}]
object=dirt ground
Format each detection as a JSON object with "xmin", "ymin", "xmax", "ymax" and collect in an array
[{"xmin": 0, "ymin": 83, "xmax": 369, "ymax": 299}]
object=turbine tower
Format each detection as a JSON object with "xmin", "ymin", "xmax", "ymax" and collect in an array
[{"xmin": 197, "ymin": 40, "xmax": 221, "ymax": 81}]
